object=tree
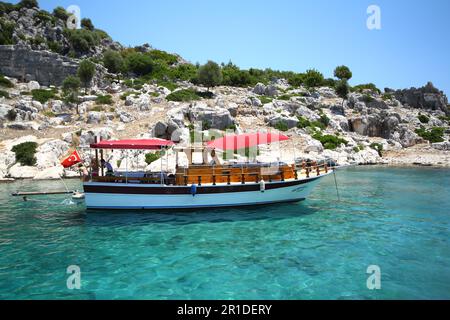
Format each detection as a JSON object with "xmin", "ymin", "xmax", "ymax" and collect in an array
[
  {"xmin": 335, "ymin": 79, "xmax": 350, "ymax": 109},
  {"xmin": 81, "ymin": 18, "xmax": 95, "ymax": 31},
  {"xmin": 334, "ymin": 65, "xmax": 353, "ymax": 81},
  {"xmin": 77, "ymin": 60, "xmax": 96, "ymax": 94},
  {"xmin": 18, "ymin": 0, "xmax": 39, "ymax": 9},
  {"xmin": 62, "ymin": 76, "xmax": 81, "ymax": 113},
  {"xmin": 103, "ymin": 50, "xmax": 124, "ymax": 77},
  {"xmin": 197, "ymin": 61, "xmax": 223, "ymax": 91},
  {"xmin": 303, "ymin": 69, "xmax": 324, "ymax": 88}
]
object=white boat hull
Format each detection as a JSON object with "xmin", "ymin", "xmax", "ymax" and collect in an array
[{"xmin": 83, "ymin": 175, "xmax": 327, "ymax": 210}]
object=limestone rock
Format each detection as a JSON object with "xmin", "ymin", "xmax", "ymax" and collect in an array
[
  {"xmin": 188, "ymin": 102, "xmax": 234, "ymax": 130},
  {"xmin": 8, "ymin": 164, "xmax": 39, "ymax": 179}
]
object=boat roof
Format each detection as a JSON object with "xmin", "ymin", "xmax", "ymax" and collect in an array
[
  {"xmin": 90, "ymin": 139, "xmax": 174, "ymax": 150},
  {"xmin": 207, "ymin": 132, "xmax": 290, "ymax": 151}
]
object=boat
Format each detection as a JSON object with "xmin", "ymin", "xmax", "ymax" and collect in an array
[{"xmin": 82, "ymin": 133, "xmax": 333, "ymax": 210}]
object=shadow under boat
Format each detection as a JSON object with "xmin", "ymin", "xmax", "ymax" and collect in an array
[{"xmin": 84, "ymin": 201, "xmax": 319, "ymax": 227}]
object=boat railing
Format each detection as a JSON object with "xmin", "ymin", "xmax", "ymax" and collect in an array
[
  {"xmin": 176, "ymin": 162, "xmax": 330, "ymax": 186},
  {"xmin": 90, "ymin": 162, "xmax": 330, "ymax": 186}
]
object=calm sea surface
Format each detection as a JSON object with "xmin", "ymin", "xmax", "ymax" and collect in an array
[{"xmin": 0, "ymin": 167, "xmax": 449, "ymax": 300}]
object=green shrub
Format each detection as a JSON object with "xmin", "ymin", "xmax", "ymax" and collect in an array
[
  {"xmin": 32, "ymin": 89, "xmax": 56, "ymax": 103},
  {"xmin": 274, "ymin": 120, "xmax": 289, "ymax": 132},
  {"xmin": 0, "ymin": 1, "xmax": 17, "ymax": 13},
  {"xmin": 81, "ymin": 18, "xmax": 95, "ymax": 31},
  {"xmin": 147, "ymin": 50, "xmax": 178, "ymax": 66},
  {"xmin": 42, "ymin": 111, "xmax": 56, "ymax": 117},
  {"xmin": 352, "ymin": 83, "xmax": 381, "ymax": 94},
  {"xmin": 168, "ymin": 63, "xmax": 198, "ymax": 82},
  {"xmin": 297, "ymin": 116, "xmax": 311, "ymax": 129},
  {"xmin": 103, "ymin": 50, "xmax": 124, "ymax": 74},
  {"xmin": 47, "ymin": 40, "xmax": 62, "ymax": 53},
  {"xmin": 125, "ymin": 52, "xmax": 154, "ymax": 76},
  {"xmin": 438, "ymin": 116, "xmax": 450, "ymax": 125},
  {"xmin": 303, "ymin": 69, "xmax": 324, "ymax": 88},
  {"xmin": 370, "ymin": 143, "xmax": 384, "ymax": 157},
  {"xmin": 415, "ymin": 127, "xmax": 445, "ymax": 143},
  {"xmin": 90, "ymin": 106, "xmax": 103, "ymax": 112},
  {"xmin": 0, "ymin": 18, "xmax": 15, "ymax": 45},
  {"xmin": 12, "ymin": 142, "xmax": 38, "ymax": 166},
  {"xmin": 53, "ymin": 6, "xmax": 70, "ymax": 21},
  {"xmin": 166, "ymin": 89, "xmax": 201, "ymax": 102},
  {"xmin": 157, "ymin": 80, "xmax": 178, "ymax": 92},
  {"xmin": 64, "ymin": 28, "xmax": 100, "ymax": 54},
  {"xmin": 260, "ymin": 96, "xmax": 273, "ymax": 104},
  {"xmin": 382, "ymin": 93, "xmax": 393, "ymax": 101},
  {"xmin": 313, "ymin": 132, "xmax": 348, "ymax": 150},
  {"xmin": 35, "ymin": 10, "xmax": 56, "ymax": 25},
  {"xmin": 418, "ymin": 114, "xmax": 430, "ymax": 124},
  {"xmin": 145, "ymin": 152, "xmax": 162, "ymax": 165},
  {"xmin": 222, "ymin": 62, "xmax": 253, "ymax": 87},
  {"xmin": 288, "ymin": 73, "xmax": 305, "ymax": 87},
  {"xmin": 17, "ymin": 0, "xmax": 38, "ymax": 9},
  {"xmin": 362, "ymin": 94, "xmax": 375, "ymax": 103},
  {"xmin": 95, "ymin": 95, "xmax": 113, "ymax": 105},
  {"xmin": 0, "ymin": 75, "xmax": 13, "ymax": 88},
  {"xmin": 0, "ymin": 90, "xmax": 9, "ymax": 98}
]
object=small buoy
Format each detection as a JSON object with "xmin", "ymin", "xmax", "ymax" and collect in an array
[
  {"xmin": 260, "ymin": 179, "xmax": 266, "ymax": 193},
  {"xmin": 190, "ymin": 184, "xmax": 197, "ymax": 197},
  {"xmin": 72, "ymin": 191, "xmax": 85, "ymax": 200}
]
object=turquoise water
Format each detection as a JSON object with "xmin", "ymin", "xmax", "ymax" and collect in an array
[{"xmin": 0, "ymin": 167, "xmax": 449, "ymax": 300}]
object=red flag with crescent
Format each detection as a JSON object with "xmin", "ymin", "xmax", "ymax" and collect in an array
[{"xmin": 61, "ymin": 150, "xmax": 82, "ymax": 168}]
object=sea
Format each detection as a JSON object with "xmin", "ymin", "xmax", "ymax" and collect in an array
[{"xmin": 0, "ymin": 166, "xmax": 449, "ymax": 300}]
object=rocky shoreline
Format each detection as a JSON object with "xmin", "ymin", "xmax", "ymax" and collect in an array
[{"xmin": 1, "ymin": 77, "xmax": 449, "ymax": 182}]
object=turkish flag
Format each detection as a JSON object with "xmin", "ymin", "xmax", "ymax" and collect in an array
[{"xmin": 61, "ymin": 150, "xmax": 82, "ymax": 168}]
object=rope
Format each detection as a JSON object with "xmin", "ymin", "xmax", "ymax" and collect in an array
[{"xmin": 333, "ymin": 166, "xmax": 341, "ymax": 202}]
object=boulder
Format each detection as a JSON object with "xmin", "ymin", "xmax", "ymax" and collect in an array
[
  {"xmin": 153, "ymin": 121, "xmax": 168, "ymax": 138},
  {"xmin": 137, "ymin": 93, "xmax": 151, "ymax": 111},
  {"xmin": 79, "ymin": 127, "xmax": 114, "ymax": 146},
  {"xmin": 188, "ymin": 102, "xmax": 234, "ymax": 130},
  {"xmin": 167, "ymin": 105, "xmax": 187, "ymax": 128},
  {"xmin": 265, "ymin": 85, "xmax": 279, "ymax": 97},
  {"xmin": 253, "ymin": 83, "xmax": 267, "ymax": 95},
  {"xmin": 118, "ymin": 111, "xmax": 134, "ymax": 123},
  {"xmin": 432, "ymin": 142, "xmax": 450, "ymax": 151},
  {"xmin": 49, "ymin": 100, "xmax": 65, "ymax": 113},
  {"xmin": 246, "ymin": 97, "xmax": 262, "ymax": 107},
  {"xmin": 87, "ymin": 111, "xmax": 104, "ymax": 124},
  {"xmin": 267, "ymin": 114, "xmax": 299, "ymax": 130},
  {"xmin": 6, "ymin": 121, "xmax": 40, "ymax": 130},
  {"xmin": 317, "ymin": 87, "xmax": 338, "ymax": 99},
  {"xmin": 0, "ymin": 104, "xmax": 12, "ymax": 121},
  {"xmin": 36, "ymin": 140, "xmax": 70, "ymax": 169},
  {"xmin": 170, "ymin": 128, "xmax": 190, "ymax": 143},
  {"xmin": 27, "ymin": 80, "xmax": 40, "ymax": 91},
  {"xmin": 226, "ymin": 103, "xmax": 239, "ymax": 117}
]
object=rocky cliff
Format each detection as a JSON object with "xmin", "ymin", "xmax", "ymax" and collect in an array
[{"xmin": 0, "ymin": 45, "xmax": 78, "ymax": 86}]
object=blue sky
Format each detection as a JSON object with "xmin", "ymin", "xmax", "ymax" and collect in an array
[{"xmin": 15, "ymin": 0, "xmax": 450, "ymax": 95}]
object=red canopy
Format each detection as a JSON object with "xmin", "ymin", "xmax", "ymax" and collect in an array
[
  {"xmin": 207, "ymin": 132, "xmax": 289, "ymax": 151},
  {"xmin": 90, "ymin": 139, "xmax": 174, "ymax": 150}
]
